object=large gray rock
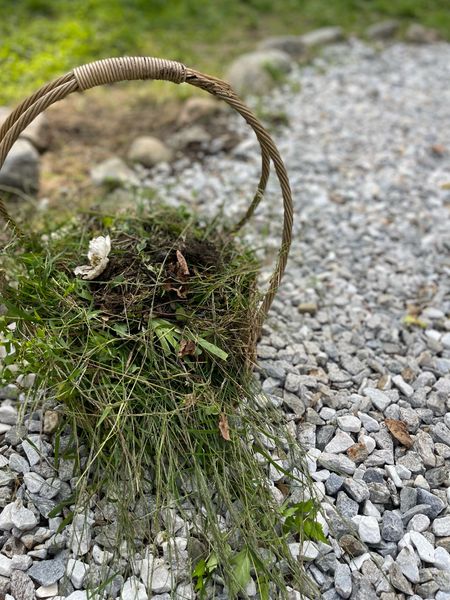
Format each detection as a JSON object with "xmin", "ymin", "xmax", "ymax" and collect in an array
[
  {"xmin": 168, "ymin": 125, "xmax": 211, "ymax": 151},
  {"xmin": 0, "ymin": 139, "xmax": 39, "ymax": 194},
  {"xmin": 90, "ymin": 157, "xmax": 139, "ymax": 188},
  {"xmin": 177, "ymin": 97, "xmax": 223, "ymax": 126},
  {"xmin": 127, "ymin": 136, "xmax": 173, "ymax": 167},
  {"xmin": 258, "ymin": 35, "xmax": 306, "ymax": 59},
  {"xmin": 405, "ymin": 23, "xmax": 440, "ymax": 44},
  {"xmin": 225, "ymin": 50, "xmax": 293, "ymax": 96},
  {"xmin": 299, "ymin": 27, "xmax": 344, "ymax": 48},
  {"xmin": 366, "ymin": 20, "xmax": 400, "ymax": 40},
  {"xmin": 28, "ymin": 553, "xmax": 66, "ymax": 586}
]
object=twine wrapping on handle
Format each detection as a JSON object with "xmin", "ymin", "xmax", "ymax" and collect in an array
[{"xmin": 0, "ymin": 56, "xmax": 293, "ymax": 328}]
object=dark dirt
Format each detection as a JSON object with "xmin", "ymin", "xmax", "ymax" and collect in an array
[{"xmin": 87, "ymin": 230, "xmax": 225, "ymax": 324}]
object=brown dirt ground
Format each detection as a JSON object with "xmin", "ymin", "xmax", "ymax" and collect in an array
[{"xmin": 40, "ymin": 86, "xmax": 184, "ymax": 204}]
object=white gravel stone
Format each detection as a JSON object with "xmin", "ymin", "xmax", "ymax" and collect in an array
[
  {"xmin": 358, "ymin": 412, "xmax": 380, "ymax": 432},
  {"xmin": 407, "ymin": 514, "xmax": 430, "ymax": 532},
  {"xmin": 385, "ymin": 465, "xmax": 403, "ymax": 488},
  {"xmin": 70, "ymin": 513, "xmax": 93, "ymax": 556},
  {"xmin": 396, "ymin": 464, "xmax": 412, "ymax": 480},
  {"xmin": 432, "ymin": 517, "xmax": 450, "ymax": 537},
  {"xmin": 289, "ymin": 541, "xmax": 318, "ymax": 561},
  {"xmin": 36, "ymin": 583, "xmax": 59, "ymax": 598},
  {"xmin": 21, "ymin": 438, "xmax": 44, "ymax": 466},
  {"xmin": 324, "ymin": 430, "xmax": 355, "ymax": 453},
  {"xmin": 317, "ymin": 452, "xmax": 356, "ymax": 475},
  {"xmin": 396, "ymin": 546, "xmax": 420, "ymax": 583},
  {"xmin": 66, "ymin": 592, "xmax": 88, "ymax": 600},
  {"xmin": 301, "ymin": 541, "xmax": 319, "ymax": 560},
  {"xmin": 363, "ymin": 499, "xmax": 381, "ymax": 518},
  {"xmin": 392, "ymin": 375, "xmax": 414, "ymax": 397},
  {"xmin": 66, "ymin": 558, "xmax": 88, "ymax": 589},
  {"xmin": 434, "ymin": 546, "xmax": 450, "ymax": 571},
  {"xmin": 11, "ymin": 554, "xmax": 32, "ymax": 570},
  {"xmin": 23, "ymin": 471, "xmax": 45, "ymax": 493},
  {"xmin": 358, "ymin": 516, "xmax": 381, "ymax": 544},
  {"xmin": 121, "ymin": 576, "xmax": 148, "ymax": 600},
  {"xmin": 349, "ymin": 552, "xmax": 371, "ymax": 571},
  {"xmin": 410, "ymin": 531, "xmax": 435, "ymax": 563},
  {"xmin": 334, "ymin": 562, "xmax": 352, "ymax": 598},
  {"xmin": 150, "ymin": 559, "xmax": 171, "ymax": 594},
  {"xmin": 336, "ymin": 415, "xmax": 361, "ymax": 432},
  {"xmin": 0, "ymin": 501, "xmax": 14, "ymax": 530},
  {"xmin": 3, "ymin": 499, "xmax": 37, "ymax": 531},
  {"xmin": 175, "ymin": 582, "xmax": 195, "ymax": 600},
  {"xmin": 361, "ymin": 435, "xmax": 376, "ymax": 454},
  {"xmin": 363, "ymin": 388, "xmax": 392, "ymax": 411},
  {"xmin": 0, "ymin": 554, "xmax": 12, "ymax": 577}
]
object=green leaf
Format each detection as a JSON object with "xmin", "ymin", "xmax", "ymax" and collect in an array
[
  {"xmin": 231, "ymin": 548, "xmax": 251, "ymax": 589},
  {"xmin": 112, "ymin": 323, "xmax": 128, "ymax": 337},
  {"xmin": 403, "ymin": 314, "xmax": 427, "ymax": 329},
  {"xmin": 56, "ymin": 510, "xmax": 74, "ymax": 534},
  {"xmin": 96, "ymin": 404, "xmax": 115, "ymax": 428},
  {"xmin": 3, "ymin": 300, "xmax": 36, "ymax": 322},
  {"xmin": 102, "ymin": 216, "xmax": 114, "ymax": 228},
  {"xmin": 192, "ymin": 559, "xmax": 206, "ymax": 579},
  {"xmin": 206, "ymin": 553, "xmax": 219, "ymax": 571},
  {"xmin": 258, "ymin": 578, "xmax": 270, "ymax": 600},
  {"xmin": 197, "ymin": 337, "xmax": 228, "ymax": 361},
  {"xmin": 76, "ymin": 284, "xmax": 93, "ymax": 302},
  {"xmin": 304, "ymin": 519, "xmax": 328, "ymax": 544},
  {"xmin": 47, "ymin": 495, "xmax": 76, "ymax": 518}
]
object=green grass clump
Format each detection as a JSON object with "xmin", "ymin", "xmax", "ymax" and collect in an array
[{"xmin": 0, "ymin": 203, "xmax": 323, "ymax": 598}]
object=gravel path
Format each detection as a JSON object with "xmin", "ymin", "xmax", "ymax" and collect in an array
[{"xmin": 1, "ymin": 39, "xmax": 450, "ymax": 599}]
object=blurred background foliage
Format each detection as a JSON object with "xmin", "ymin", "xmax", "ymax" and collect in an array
[{"xmin": 0, "ymin": 0, "xmax": 449, "ymax": 104}]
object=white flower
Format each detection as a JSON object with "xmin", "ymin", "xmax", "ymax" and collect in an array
[{"xmin": 74, "ymin": 235, "xmax": 111, "ymax": 280}]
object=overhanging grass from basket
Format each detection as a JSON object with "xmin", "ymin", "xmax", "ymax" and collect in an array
[{"xmin": 0, "ymin": 206, "xmax": 324, "ymax": 598}]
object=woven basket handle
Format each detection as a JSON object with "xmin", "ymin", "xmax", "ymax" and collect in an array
[{"xmin": 0, "ymin": 56, "xmax": 293, "ymax": 327}]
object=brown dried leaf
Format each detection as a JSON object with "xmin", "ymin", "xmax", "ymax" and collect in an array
[
  {"xmin": 163, "ymin": 282, "xmax": 187, "ymax": 298},
  {"xmin": 218, "ymin": 412, "xmax": 231, "ymax": 441},
  {"xmin": 385, "ymin": 419, "xmax": 413, "ymax": 449},
  {"xmin": 178, "ymin": 339, "xmax": 197, "ymax": 358},
  {"xmin": 431, "ymin": 143, "xmax": 446, "ymax": 156},
  {"xmin": 347, "ymin": 442, "xmax": 368, "ymax": 464},
  {"xmin": 275, "ymin": 481, "xmax": 290, "ymax": 497},
  {"xmin": 176, "ymin": 250, "xmax": 190, "ymax": 277}
]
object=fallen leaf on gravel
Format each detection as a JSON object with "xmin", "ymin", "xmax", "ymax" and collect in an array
[
  {"xmin": 385, "ymin": 419, "xmax": 413, "ymax": 448},
  {"xmin": 347, "ymin": 442, "xmax": 368, "ymax": 464},
  {"xmin": 219, "ymin": 413, "xmax": 230, "ymax": 441},
  {"xmin": 431, "ymin": 143, "xmax": 446, "ymax": 155}
]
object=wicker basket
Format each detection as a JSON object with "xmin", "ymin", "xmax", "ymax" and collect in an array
[{"xmin": 0, "ymin": 56, "xmax": 292, "ymax": 331}]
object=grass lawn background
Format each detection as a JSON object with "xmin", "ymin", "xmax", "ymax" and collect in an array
[{"xmin": 1, "ymin": 0, "xmax": 450, "ymax": 105}]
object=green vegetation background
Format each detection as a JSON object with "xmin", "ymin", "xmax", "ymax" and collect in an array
[{"xmin": 1, "ymin": 0, "xmax": 449, "ymax": 104}]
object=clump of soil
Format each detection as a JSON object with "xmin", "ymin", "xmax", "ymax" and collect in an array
[{"xmin": 89, "ymin": 231, "xmax": 222, "ymax": 323}]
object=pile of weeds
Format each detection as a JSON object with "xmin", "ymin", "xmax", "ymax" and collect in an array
[{"xmin": 0, "ymin": 202, "xmax": 324, "ymax": 599}]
